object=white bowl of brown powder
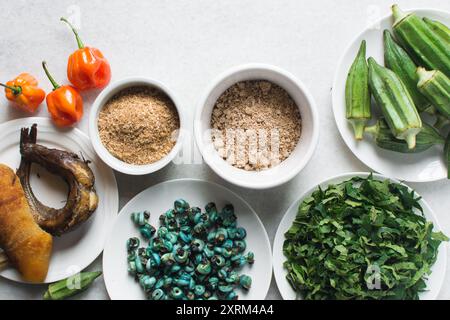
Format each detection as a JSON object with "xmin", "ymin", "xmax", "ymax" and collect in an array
[
  {"xmin": 194, "ymin": 64, "xmax": 319, "ymax": 189},
  {"xmin": 89, "ymin": 77, "xmax": 185, "ymax": 175}
]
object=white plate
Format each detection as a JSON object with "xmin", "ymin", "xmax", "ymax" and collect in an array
[
  {"xmin": 103, "ymin": 178, "xmax": 272, "ymax": 300},
  {"xmin": 0, "ymin": 117, "xmax": 118, "ymax": 283},
  {"xmin": 273, "ymin": 172, "xmax": 447, "ymax": 300},
  {"xmin": 332, "ymin": 8, "xmax": 450, "ymax": 182}
]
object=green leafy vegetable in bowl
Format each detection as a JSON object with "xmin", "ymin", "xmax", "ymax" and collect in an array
[{"xmin": 283, "ymin": 175, "xmax": 448, "ymax": 300}]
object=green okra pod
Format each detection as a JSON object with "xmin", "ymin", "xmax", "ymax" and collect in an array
[
  {"xmin": 392, "ymin": 5, "xmax": 450, "ymax": 78},
  {"xmin": 383, "ymin": 30, "xmax": 431, "ymax": 113},
  {"xmin": 423, "ymin": 17, "xmax": 450, "ymax": 44},
  {"xmin": 445, "ymin": 133, "xmax": 450, "ymax": 179},
  {"xmin": 345, "ymin": 40, "xmax": 371, "ymax": 140},
  {"xmin": 43, "ymin": 271, "xmax": 102, "ymax": 300},
  {"xmin": 368, "ymin": 57, "xmax": 422, "ymax": 149},
  {"xmin": 417, "ymin": 67, "xmax": 450, "ymax": 119},
  {"xmin": 365, "ymin": 118, "xmax": 444, "ymax": 153}
]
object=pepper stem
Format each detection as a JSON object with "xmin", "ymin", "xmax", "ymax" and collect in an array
[
  {"xmin": 60, "ymin": 17, "xmax": 84, "ymax": 49},
  {"xmin": 42, "ymin": 61, "xmax": 60, "ymax": 90},
  {"xmin": 0, "ymin": 83, "xmax": 22, "ymax": 95},
  {"xmin": 0, "ymin": 251, "xmax": 9, "ymax": 270}
]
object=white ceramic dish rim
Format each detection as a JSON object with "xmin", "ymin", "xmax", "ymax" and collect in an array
[
  {"xmin": 273, "ymin": 171, "xmax": 447, "ymax": 300},
  {"xmin": 194, "ymin": 63, "xmax": 320, "ymax": 189},
  {"xmin": 89, "ymin": 77, "xmax": 186, "ymax": 175},
  {"xmin": 102, "ymin": 178, "xmax": 273, "ymax": 300},
  {"xmin": 331, "ymin": 7, "xmax": 450, "ymax": 183},
  {"xmin": 0, "ymin": 117, "xmax": 119, "ymax": 284}
]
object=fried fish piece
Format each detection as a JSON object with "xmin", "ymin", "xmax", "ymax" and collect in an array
[
  {"xmin": 17, "ymin": 124, "xmax": 98, "ymax": 236},
  {"xmin": 0, "ymin": 164, "xmax": 53, "ymax": 283}
]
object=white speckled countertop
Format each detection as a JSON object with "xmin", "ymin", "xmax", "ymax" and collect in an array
[{"xmin": 1, "ymin": 0, "xmax": 449, "ymax": 300}]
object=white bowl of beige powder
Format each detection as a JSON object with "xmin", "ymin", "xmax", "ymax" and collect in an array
[
  {"xmin": 194, "ymin": 64, "xmax": 319, "ymax": 189},
  {"xmin": 89, "ymin": 77, "xmax": 186, "ymax": 175}
]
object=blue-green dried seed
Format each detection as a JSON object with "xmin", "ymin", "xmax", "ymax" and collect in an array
[
  {"xmin": 189, "ymin": 278, "xmax": 195, "ymax": 290},
  {"xmin": 223, "ymin": 239, "xmax": 233, "ymax": 249},
  {"xmin": 127, "ymin": 251, "xmax": 136, "ymax": 261},
  {"xmin": 235, "ymin": 240, "xmax": 246, "ymax": 252},
  {"xmin": 205, "ymin": 202, "xmax": 217, "ymax": 214},
  {"xmin": 157, "ymin": 226, "xmax": 168, "ymax": 238},
  {"xmin": 193, "ymin": 222, "xmax": 207, "ymax": 234},
  {"xmin": 218, "ymin": 284, "xmax": 233, "ymax": 293},
  {"xmin": 161, "ymin": 253, "xmax": 175, "ymax": 266},
  {"xmin": 154, "ymin": 278, "xmax": 165, "ymax": 289},
  {"xmin": 190, "ymin": 239, "xmax": 205, "ymax": 252},
  {"xmin": 128, "ymin": 261, "xmax": 136, "ymax": 275},
  {"xmin": 194, "ymin": 284, "xmax": 206, "ymax": 296},
  {"xmin": 215, "ymin": 228, "xmax": 228, "ymax": 243},
  {"xmin": 215, "ymin": 246, "xmax": 233, "ymax": 258},
  {"xmin": 245, "ymin": 252, "xmax": 255, "ymax": 264},
  {"xmin": 151, "ymin": 288, "xmax": 165, "ymax": 300},
  {"xmin": 203, "ymin": 246, "xmax": 214, "ymax": 258},
  {"xmin": 139, "ymin": 223, "xmax": 156, "ymax": 239},
  {"xmin": 165, "ymin": 209, "xmax": 175, "ymax": 219},
  {"xmin": 126, "ymin": 237, "xmax": 140, "ymax": 251},
  {"xmin": 139, "ymin": 275, "xmax": 156, "ymax": 291},
  {"xmin": 178, "ymin": 231, "xmax": 191, "ymax": 243},
  {"xmin": 212, "ymin": 255, "xmax": 226, "ymax": 267},
  {"xmin": 227, "ymin": 291, "xmax": 238, "ymax": 300},
  {"xmin": 196, "ymin": 261, "xmax": 211, "ymax": 275},
  {"xmin": 203, "ymin": 290, "xmax": 212, "ymax": 299},
  {"xmin": 131, "ymin": 211, "xmax": 150, "ymax": 226},
  {"xmin": 235, "ymin": 227, "xmax": 247, "ymax": 239},
  {"xmin": 208, "ymin": 277, "xmax": 219, "ymax": 290},
  {"xmin": 170, "ymin": 287, "xmax": 185, "ymax": 299},
  {"xmin": 134, "ymin": 255, "xmax": 144, "ymax": 274},
  {"xmin": 162, "ymin": 240, "xmax": 174, "ymax": 253},
  {"xmin": 226, "ymin": 273, "xmax": 239, "ymax": 284},
  {"xmin": 239, "ymin": 275, "xmax": 252, "ymax": 290},
  {"xmin": 174, "ymin": 199, "xmax": 190, "ymax": 213},
  {"xmin": 166, "ymin": 232, "xmax": 178, "ymax": 244},
  {"xmin": 174, "ymin": 247, "xmax": 189, "ymax": 264},
  {"xmin": 163, "ymin": 277, "xmax": 173, "ymax": 288},
  {"xmin": 227, "ymin": 228, "xmax": 238, "ymax": 239},
  {"xmin": 186, "ymin": 292, "xmax": 195, "ymax": 300},
  {"xmin": 207, "ymin": 232, "xmax": 216, "ymax": 243}
]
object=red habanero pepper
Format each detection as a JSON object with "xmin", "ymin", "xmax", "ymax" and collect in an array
[
  {"xmin": 1, "ymin": 73, "xmax": 45, "ymax": 113},
  {"xmin": 61, "ymin": 17, "xmax": 111, "ymax": 90},
  {"xmin": 42, "ymin": 61, "xmax": 83, "ymax": 127}
]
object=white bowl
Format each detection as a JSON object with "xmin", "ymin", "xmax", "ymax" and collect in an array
[
  {"xmin": 332, "ymin": 8, "xmax": 450, "ymax": 182},
  {"xmin": 194, "ymin": 64, "xmax": 319, "ymax": 189},
  {"xmin": 89, "ymin": 77, "xmax": 186, "ymax": 175},
  {"xmin": 103, "ymin": 178, "xmax": 273, "ymax": 300},
  {"xmin": 273, "ymin": 172, "xmax": 447, "ymax": 300}
]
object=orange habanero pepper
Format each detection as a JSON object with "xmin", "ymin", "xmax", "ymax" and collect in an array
[
  {"xmin": 0, "ymin": 73, "xmax": 45, "ymax": 113},
  {"xmin": 61, "ymin": 17, "xmax": 111, "ymax": 90},
  {"xmin": 42, "ymin": 61, "xmax": 83, "ymax": 127}
]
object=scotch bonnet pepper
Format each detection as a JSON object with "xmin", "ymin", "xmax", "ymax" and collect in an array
[
  {"xmin": 42, "ymin": 61, "xmax": 83, "ymax": 127},
  {"xmin": 1, "ymin": 73, "xmax": 45, "ymax": 113},
  {"xmin": 61, "ymin": 17, "xmax": 111, "ymax": 90}
]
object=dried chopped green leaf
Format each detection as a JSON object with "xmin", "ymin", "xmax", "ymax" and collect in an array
[{"xmin": 283, "ymin": 175, "xmax": 447, "ymax": 300}]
